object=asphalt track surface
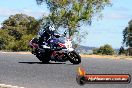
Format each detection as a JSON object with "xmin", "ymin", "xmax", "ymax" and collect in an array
[{"xmin": 0, "ymin": 52, "xmax": 132, "ymax": 88}]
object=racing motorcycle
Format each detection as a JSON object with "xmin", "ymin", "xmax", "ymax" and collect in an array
[{"xmin": 29, "ymin": 31, "xmax": 81, "ymax": 64}]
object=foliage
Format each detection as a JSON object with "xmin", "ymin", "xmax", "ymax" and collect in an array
[
  {"xmin": 36, "ymin": 0, "xmax": 111, "ymax": 37},
  {"xmin": 2, "ymin": 14, "xmax": 40, "ymax": 35},
  {"xmin": 0, "ymin": 14, "xmax": 39, "ymax": 51},
  {"xmin": 93, "ymin": 44, "xmax": 115, "ymax": 55},
  {"xmin": 0, "ymin": 37, "xmax": 5, "ymax": 49},
  {"xmin": 72, "ymin": 29, "xmax": 88, "ymax": 48},
  {"xmin": 118, "ymin": 46, "xmax": 126, "ymax": 55},
  {"xmin": 123, "ymin": 20, "xmax": 132, "ymax": 47},
  {"xmin": 93, "ymin": 48, "xmax": 99, "ymax": 54}
]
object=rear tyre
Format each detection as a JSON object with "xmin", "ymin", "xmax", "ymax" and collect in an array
[
  {"xmin": 37, "ymin": 54, "xmax": 50, "ymax": 63},
  {"xmin": 67, "ymin": 51, "xmax": 81, "ymax": 64},
  {"xmin": 41, "ymin": 57, "xmax": 50, "ymax": 63},
  {"xmin": 36, "ymin": 50, "xmax": 50, "ymax": 63}
]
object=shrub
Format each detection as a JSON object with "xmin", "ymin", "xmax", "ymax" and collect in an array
[
  {"xmin": 93, "ymin": 48, "xmax": 99, "ymax": 54},
  {"xmin": 0, "ymin": 14, "xmax": 39, "ymax": 51},
  {"xmin": 0, "ymin": 37, "xmax": 5, "ymax": 50},
  {"xmin": 93, "ymin": 44, "xmax": 115, "ymax": 55},
  {"xmin": 118, "ymin": 46, "xmax": 126, "ymax": 55}
]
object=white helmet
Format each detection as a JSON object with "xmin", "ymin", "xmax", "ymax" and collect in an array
[{"xmin": 49, "ymin": 25, "xmax": 55, "ymax": 31}]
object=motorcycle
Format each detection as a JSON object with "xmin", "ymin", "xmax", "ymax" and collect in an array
[{"xmin": 29, "ymin": 32, "xmax": 81, "ymax": 64}]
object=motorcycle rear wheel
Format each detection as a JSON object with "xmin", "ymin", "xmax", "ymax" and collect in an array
[{"xmin": 36, "ymin": 51, "xmax": 50, "ymax": 63}]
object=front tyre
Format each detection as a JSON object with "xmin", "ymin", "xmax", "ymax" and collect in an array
[{"xmin": 67, "ymin": 51, "xmax": 81, "ymax": 64}]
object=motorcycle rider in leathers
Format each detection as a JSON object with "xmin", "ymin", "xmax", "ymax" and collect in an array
[{"xmin": 38, "ymin": 24, "xmax": 61, "ymax": 49}]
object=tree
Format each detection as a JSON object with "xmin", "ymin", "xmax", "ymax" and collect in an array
[
  {"xmin": 118, "ymin": 46, "xmax": 126, "ymax": 55},
  {"xmin": 96, "ymin": 44, "xmax": 115, "ymax": 55},
  {"xmin": 0, "ymin": 29, "xmax": 14, "ymax": 50},
  {"xmin": 0, "ymin": 14, "xmax": 39, "ymax": 51},
  {"xmin": 123, "ymin": 21, "xmax": 132, "ymax": 47},
  {"xmin": 36, "ymin": 0, "xmax": 111, "ymax": 37},
  {"xmin": 93, "ymin": 48, "xmax": 99, "ymax": 54},
  {"xmin": 2, "ymin": 14, "xmax": 40, "ymax": 36},
  {"xmin": 123, "ymin": 20, "xmax": 132, "ymax": 55},
  {"xmin": 0, "ymin": 37, "xmax": 5, "ymax": 50}
]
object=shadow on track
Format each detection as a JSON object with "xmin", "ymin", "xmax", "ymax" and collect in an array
[{"xmin": 18, "ymin": 62, "xmax": 66, "ymax": 64}]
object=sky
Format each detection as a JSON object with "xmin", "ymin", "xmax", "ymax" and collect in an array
[{"xmin": 0, "ymin": 0, "xmax": 132, "ymax": 49}]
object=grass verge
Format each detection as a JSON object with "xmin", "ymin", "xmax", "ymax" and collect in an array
[{"xmin": 1, "ymin": 51, "xmax": 132, "ymax": 60}]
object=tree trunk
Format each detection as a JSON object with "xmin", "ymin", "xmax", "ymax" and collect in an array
[{"xmin": 128, "ymin": 48, "xmax": 132, "ymax": 56}]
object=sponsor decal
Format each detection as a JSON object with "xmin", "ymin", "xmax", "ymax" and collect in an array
[{"xmin": 76, "ymin": 67, "xmax": 131, "ymax": 85}]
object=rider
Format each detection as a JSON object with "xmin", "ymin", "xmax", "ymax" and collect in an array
[{"xmin": 38, "ymin": 23, "xmax": 61, "ymax": 49}]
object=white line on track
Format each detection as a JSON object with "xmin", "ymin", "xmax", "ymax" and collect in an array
[{"xmin": 0, "ymin": 84, "xmax": 25, "ymax": 88}]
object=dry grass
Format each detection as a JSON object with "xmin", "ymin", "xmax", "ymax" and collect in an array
[
  {"xmin": 1, "ymin": 51, "xmax": 31, "ymax": 54},
  {"xmin": 1, "ymin": 51, "xmax": 132, "ymax": 60},
  {"xmin": 80, "ymin": 54, "xmax": 132, "ymax": 60}
]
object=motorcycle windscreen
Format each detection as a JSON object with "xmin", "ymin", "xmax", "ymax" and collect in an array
[{"xmin": 50, "ymin": 37, "xmax": 65, "ymax": 44}]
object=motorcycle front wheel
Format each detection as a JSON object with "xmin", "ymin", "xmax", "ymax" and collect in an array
[{"xmin": 67, "ymin": 51, "xmax": 81, "ymax": 64}]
